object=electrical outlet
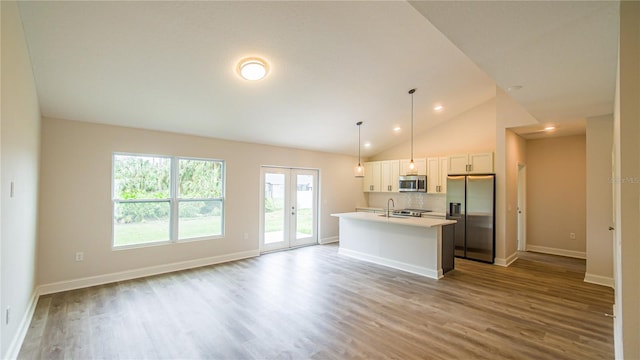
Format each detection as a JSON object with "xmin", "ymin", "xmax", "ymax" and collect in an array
[
  {"xmin": 570, "ymin": 233, "xmax": 576, "ymax": 239},
  {"xmin": 75, "ymin": 252, "xmax": 84, "ymax": 261},
  {"xmin": 5, "ymin": 307, "xmax": 10, "ymax": 325},
  {"xmin": 243, "ymin": 233, "xmax": 249, "ymax": 240}
]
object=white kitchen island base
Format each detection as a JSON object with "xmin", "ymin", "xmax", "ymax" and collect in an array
[{"xmin": 332, "ymin": 212, "xmax": 456, "ymax": 280}]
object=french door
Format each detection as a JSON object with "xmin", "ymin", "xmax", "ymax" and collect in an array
[{"xmin": 260, "ymin": 167, "xmax": 318, "ymax": 252}]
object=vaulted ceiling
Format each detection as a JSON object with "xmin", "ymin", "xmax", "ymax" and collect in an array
[{"xmin": 17, "ymin": 1, "xmax": 619, "ymax": 155}]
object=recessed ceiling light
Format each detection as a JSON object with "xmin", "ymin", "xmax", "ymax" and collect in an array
[
  {"xmin": 544, "ymin": 126, "xmax": 556, "ymax": 131},
  {"xmin": 393, "ymin": 127, "xmax": 401, "ymax": 132},
  {"xmin": 434, "ymin": 105, "xmax": 444, "ymax": 111},
  {"xmin": 507, "ymin": 85, "xmax": 523, "ymax": 92},
  {"xmin": 364, "ymin": 142, "xmax": 371, "ymax": 148},
  {"xmin": 237, "ymin": 57, "xmax": 269, "ymax": 81}
]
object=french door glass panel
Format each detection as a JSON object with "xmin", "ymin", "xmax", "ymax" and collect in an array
[
  {"xmin": 264, "ymin": 172, "xmax": 287, "ymax": 245},
  {"xmin": 261, "ymin": 168, "xmax": 317, "ymax": 252}
]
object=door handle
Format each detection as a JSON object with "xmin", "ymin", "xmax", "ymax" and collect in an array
[
  {"xmin": 291, "ymin": 212, "xmax": 295, "ymax": 215},
  {"xmin": 609, "ymin": 226, "xmax": 615, "ymax": 231}
]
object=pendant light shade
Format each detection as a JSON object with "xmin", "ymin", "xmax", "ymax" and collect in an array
[
  {"xmin": 354, "ymin": 121, "xmax": 364, "ymax": 177},
  {"xmin": 407, "ymin": 88, "xmax": 418, "ymax": 175}
]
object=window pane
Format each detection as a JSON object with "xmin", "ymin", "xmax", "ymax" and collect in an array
[
  {"xmin": 113, "ymin": 202, "xmax": 170, "ymax": 246},
  {"xmin": 179, "ymin": 159, "xmax": 223, "ymax": 199},
  {"xmin": 264, "ymin": 173, "xmax": 285, "ymax": 244},
  {"xmin": 113, "ymin": 155, "xmax": 170, "ymax": 200},
  {"xmin": 296, "ymin": 174, "xmax": 314, "ymax": 238},
  {"xmin": 179, "ymin": 200, "xmax": 223, "ymax": 239}
]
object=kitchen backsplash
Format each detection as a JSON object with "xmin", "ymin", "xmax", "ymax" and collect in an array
[{"xmin": 367, "ymin": 192, "xmax": 446, "ymax": 213}]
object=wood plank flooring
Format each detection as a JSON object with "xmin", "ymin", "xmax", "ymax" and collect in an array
[{"xmin": 19, "ymin": 244, "xmax": 614, "ymax": 359}]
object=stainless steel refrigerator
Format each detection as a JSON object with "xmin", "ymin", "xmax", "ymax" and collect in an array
[{"xmin": 446, "ymin": 174, "xmax": 495, "ymax": 263}]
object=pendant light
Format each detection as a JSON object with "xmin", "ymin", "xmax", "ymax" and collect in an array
[
  {"xmin": 407, "ymin": 88, "xmax": 418, "ymax": 175},
  {"xmin": 354, "ymin": 121, "xmax": 364, "ymax": 177}
]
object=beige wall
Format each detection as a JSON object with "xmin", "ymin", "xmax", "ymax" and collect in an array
[
  {"xmin": 585, "ymin": 115, "xmax": 614, "ymax": 286},
  {"xmin": 1, "ymin": 1, "xmax": 42, "ymax": 357},
  {"xmin": 37, "ymin": 118, "xmax": 365, "ymax": 286},
  {"xmin": 614, "ymin": 2, "xmax": 640, "ymax": 357},
  {"xmin": 526, "ymin": 135, "xmax": 586, "ymax": 256},
  {"xmin": 371, "ymin": 97, "xmax": 497, "ymax": 160},
  {"xmin": 495, "ymin": 88, "xmax": 537, "ymax": 265},
  {"xmin": 504, "ymin": 130, "xmax": 527, "ymax": 260}
]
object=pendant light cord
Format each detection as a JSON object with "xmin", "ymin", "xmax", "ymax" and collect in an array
[
  {"xmin": 409, "ymin": 88, "xmax": 416, "ymax": 163},
  {"xmin": 411, "ymin": 92, "xmax": 414, "ymax": 162},
  {"xmin": 357, "ymin": 121, "xmax": 363, "ymax": 166}
]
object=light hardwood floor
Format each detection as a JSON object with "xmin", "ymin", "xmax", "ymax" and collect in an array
[{"xmin": 19, "ymin": 244, "xmax": 613, "ymax": 359}]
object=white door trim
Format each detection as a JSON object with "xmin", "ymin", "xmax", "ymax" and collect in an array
[
  {"xmin": 517, "ymin": 163, "xmax": 527, "ymax": 251},
  {"xmin": 259, "ymin": 166, "xmax": 319, "ymax": 253}
]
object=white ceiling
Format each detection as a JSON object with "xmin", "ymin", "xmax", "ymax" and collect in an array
[
  {"xmin": 18, "ymin": 1, "xmax": 619, "ymax": 155},
  {"xmin": 409, "ymin": 0, "xmax": 619, "ymax": 139}
]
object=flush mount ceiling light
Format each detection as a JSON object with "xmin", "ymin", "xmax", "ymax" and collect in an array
[
  {"xmin": 544, "ymin": 126, "xmax": 556, "ymax": 131},
  {"xmin": 434, "ymin": 104, "xmax": 444, "ymax": 111},
  {"xmin": 393, "ymin": 126, "xmax": 402, "ymax": 132},
  {"xmin": 507, "ymin": 85, "xmax": 523, "ymax": 92},
  {"xmin": 237, "ymin": 57, "xmax": 269, "ymax": 81}
]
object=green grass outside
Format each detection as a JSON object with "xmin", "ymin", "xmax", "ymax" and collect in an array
[
  {"xmin": 114, "ymin": 208, "xmax": 313, "ymax": 247},
  {"xmin": 264, "ymin": 208, "xmax": 312, "ymax": 235},
  {"xmin": 114, "ymin": 216, "xmax": 222, "ymax": 247}
]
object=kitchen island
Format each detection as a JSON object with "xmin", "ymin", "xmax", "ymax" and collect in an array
[{"xmin": 331, "ymin": 212, "xmax": 456, "ymax": 279}]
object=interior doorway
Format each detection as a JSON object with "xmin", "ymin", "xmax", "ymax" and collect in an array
[
  {"xmin": 260, "ymin": 167, "xmax": 318, "ymax": 253},
  {"xmin": 517, "ymin": 163, "xmax": 527, "ymax": 251}
]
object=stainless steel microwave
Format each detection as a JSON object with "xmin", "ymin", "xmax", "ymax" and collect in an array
[{"xmin": 398, "ymin": 175, "xmax": 427, "ymax": 192}]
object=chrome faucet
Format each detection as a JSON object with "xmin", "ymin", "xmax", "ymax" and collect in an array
[{"xmin": 387, "ymin": 198, "xmax": 395, "ymax": 217}]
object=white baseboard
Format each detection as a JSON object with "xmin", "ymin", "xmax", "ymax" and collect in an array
[
  {"xmin": 319, "ymin": 236, "xmax": 339, "ymax": 244},
  {"xmin": 338, "ymin": 248, "xmax": 441, "ymax": 280},
  {"xmin": 526, "ymin": 245, "xmax": 586, "ymax": 259},
  {"xmin": 494, "ymin": 252, "xmax": 518, "ymax": 267},
  {"xmin": 38, "ymin": 249, "xmax": 259, "ymax": 295},
  {"xmin": 584, "ymin": 273, "xmax": 615, "ymax": 288},
  {"xmin": 5, "ymin": 290, "xmax": 39, "ymax": 360}
]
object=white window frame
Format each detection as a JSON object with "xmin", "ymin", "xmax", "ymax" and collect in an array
[
  {"xmin": 112, "ymin": 153, "xmax": 225, "ymax": 250},
  {"xmin": 174, "ymin": 156, "xmax": 226, "ymax": 242}
]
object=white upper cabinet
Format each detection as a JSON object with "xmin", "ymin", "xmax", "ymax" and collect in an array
[
  {"xmin": 399, "ymin": 158, "xmax": 426, "ymax": 175},
  {"xmin": 363, "ymin": 160, "xmax": 400, "ymax": 192},
  {"xmin": 363, "ymin": 162, "xmax": 381, "ymax": 192},
  {"xmin": 380, "ymin": 160, "xmax": 400, "ymax": 192},
  {"xmin": 448, "ymin": 154, "xmax": 470, "ymax": 174},
  {"xmin": 447, "ymin": 152, "xmax": 494, "ymax": 174},
  {"xmin": 427, "ymin": 157, "xmax": 448, "ymax": 194}
]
